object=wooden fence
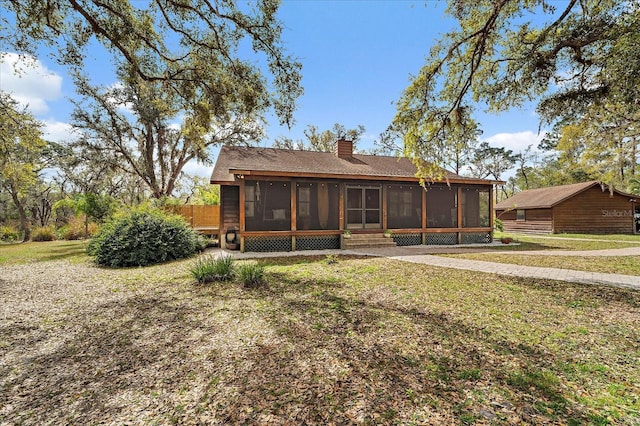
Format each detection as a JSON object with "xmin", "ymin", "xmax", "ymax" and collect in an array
[{"xmin": 165, "ymin": 205, "xmax": 220, "ymax": 234}]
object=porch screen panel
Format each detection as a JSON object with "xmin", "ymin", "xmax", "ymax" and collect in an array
[
  {"xmin": 387, "ymin": 185, "xmax": 422, "ymax": 229},
  {"xmin": 245, "ymin": 180, "xmax": 291, "ymax": 231},
  {"xmin": 462, "ymin": 187, "xmax": 490, "ymax": 227},
  {"xmin": 347, "ymin": 187, "xmax": 363, "ymax": 226},
  {"xmin": 296, "ymin": 182, "xmax": 340, "ymax": 230},
  {"xmin": 426, "ymin": 186, "xmax": 458, "ymax": 228}
]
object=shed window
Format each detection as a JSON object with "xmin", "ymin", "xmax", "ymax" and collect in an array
[{"xmin": 516, "ymin": 209, "xmax": 525, "ymax": 221}]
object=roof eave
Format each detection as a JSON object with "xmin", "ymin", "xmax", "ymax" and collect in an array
[{"xmin": 226, "ymin": 168, "xmax": 499, "ymax": 185}]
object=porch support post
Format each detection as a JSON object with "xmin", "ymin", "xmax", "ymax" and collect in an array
[
  {"xmin": 382, "ymin": 184, "xmax": 388, "ymax": 230},
  {"xmin": 239, "ymin": 180, "xmax": 246, "ymax": 232},
  {"xmin": 291, "ymin": 179, "xmax": 296, "ymax": 251},
  {"xmin": 422, "ymin": 187, "xmax": 427, "ymax": 245},
  {"xmin": 239, "ymin": 180, "xmax": 246, "ymax": 252},
  {"xmin": 219, "ymin": 186, "xmax": 226, "ymax": 249},
  {"xmin": 457, "ymin": 186, "xmax": 463, "ymax": 244},
  {"xmin": 339, "ymin": 184, "xmax": 345, "ymax": 230},
  {"xmin": 490, "ymin": 185, "xmax": 495, "ymax": 240}
]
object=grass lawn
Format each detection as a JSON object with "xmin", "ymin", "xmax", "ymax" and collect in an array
[
  {"xmin": 441, "ymin": 233, "xmax": 640, "ymax": 276},
  {"xmin": 0, "ymin": 240, "xmax": 89, "ymax": 265},
  {"xmin": 492, "ymin": 233, "xmax": 640, "ymax": 252},
  {"xmin": 1, "ymin": 242, "xmax": 639, "ymax": 424}
]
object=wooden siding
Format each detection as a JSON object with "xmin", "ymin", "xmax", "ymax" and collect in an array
[
  {"xmin": 221, "ymin": 185, "xmax": 240, "ymax": 231},
  {"xmin": 497, "ymin": 208, "xmax": 552, "ymax": 234},
  {"xmin": 552, "ymin": 186, "xmax": 633, "ymax": 234}
]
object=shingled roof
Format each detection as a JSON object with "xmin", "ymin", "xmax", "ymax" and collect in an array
[
  {"xmin": 210, "ymin": 145, "xmax": 497, "ymax": 185},
  {"xmin": 494, "ymin": 181, "xmax": 624, "ymax": 210}
]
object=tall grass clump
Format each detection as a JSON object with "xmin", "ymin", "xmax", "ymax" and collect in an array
[
  {"xmin": 87, "ymin": 206, "xmax": 200, "ymax": 267},
  {"xmin": 190, "ymin": 255, "xmax": 235, "ymax": 284},
  {"xmin": 31, "ymin": 226, "xmax": 56, "ymax": 241},
  {"xmin": 237, "ymin": 262, "xmax": 265, "ymax": 288}
]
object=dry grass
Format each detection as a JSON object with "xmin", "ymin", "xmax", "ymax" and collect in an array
[{"xmin": 1, "ymin": 247, "xmax": 639, "ymax": 425}]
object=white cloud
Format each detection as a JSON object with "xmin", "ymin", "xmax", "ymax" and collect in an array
[
  {"xmin": 42, "ymin": 119, "xmax": 78, "ymax": 143},
  {"xmin": 182, "ymin": 160, "xmax": 212, "ymax": 178},
  {"xmin": 484, "ymin": 130, "xmax": 547, "ymax": 153},
  {"xmin": 0, "ymin": 52, "xmax": 63, "ymax": 115}
]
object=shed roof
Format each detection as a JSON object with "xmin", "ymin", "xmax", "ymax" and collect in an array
[
  {"xmin": 494, "ymin": 181, "xmax": 634, "ymax": 210},
  {"xmin": 210, "ymin": 145, "xmax": 498, "ymax": 185}
]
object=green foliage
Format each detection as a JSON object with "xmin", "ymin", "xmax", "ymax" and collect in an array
[
  {"xmin": 194, "ymin": 183, "xmax": 220, "ymax": 206},
  {"xmin": 273, "ymin": 123, "xmax": 366, "ymax": 152},
  {"xmin": 87, "ymin": 207, "xmax": 200, "ymax": 267},
  {"xmin": 0, "ymin": 92, "xmax": 47, "ymax": 241},
  {"xmin": 394, "ymin": 0, "xmax": 640, "ymax": 185},
  {"xmin": 1, "ymin": 0, "xmax": 302, "ymax": 125},
  {"xmin": 31, "ymin": 226, "xmax": 56, "ymax": 242},
  {"xmin": 190, "ymin": 255, "xmax": 236, "ymax": 284},
  {"xmin": 54, "ymin": 193, "xmax": 116, "ymax": 221},
  {"xmin": 1, "ymin": 0, "xmax": 302, "ymax": 199},
  {"xmin": 237, "ymin": 262, "xmax": 265, "ymax": 288},
  {"xmin": 59, "ymin": 217, "xmax": 98, "ymax": 240},
  {"xmin": 0, "ymin": 225, "xmax": 20, "ymax": 242},
  {"xmin": 494, "ymin": 218, "xmax": 504, "ymax": 233}
]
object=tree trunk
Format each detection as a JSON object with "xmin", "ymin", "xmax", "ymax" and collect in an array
[{"xmin": 9, "ymin": 183, "xmax": 31, "ymax": 242}]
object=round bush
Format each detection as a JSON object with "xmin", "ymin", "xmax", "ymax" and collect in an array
[
  {"xmin": 0, "ymin": 225, "xmax": 21, "ymax": 242},
  {"xmin": 87, "ymin": 207, "xmax": 201, "ymax": 267}
]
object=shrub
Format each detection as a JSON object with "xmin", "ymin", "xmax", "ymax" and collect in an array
[
  {"xmin": 31, "ymin": 226, "xmax": 56, "ymax": 242},
  {"xmin": 87, "ymin": 207, "xmax": 200, "ymax": 267},
  {"xmin": 237, "ymin": 262, "xmax": 265, "ymax": 288},
  {"xmin": 190, "ymin": 255, "xmax": 235, "ymax": 284},
  {"xmin": 0, "ymin": 225, "xmax": 20, "ymax": 242}
]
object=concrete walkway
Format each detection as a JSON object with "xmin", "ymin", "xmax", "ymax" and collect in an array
[{"xmin": 206, "ymin": 244, "xmax": 640, "ymax": 291}]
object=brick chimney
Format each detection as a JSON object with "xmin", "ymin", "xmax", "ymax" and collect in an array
[{"xmin": 335, "ymin": 138, "xmax": 353, "ymax": 159}]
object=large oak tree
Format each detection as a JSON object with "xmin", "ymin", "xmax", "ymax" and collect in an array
[
  {"xmin": 0, "ymin": 93, "xmax": 47, "ymax": 241},
  {"xmin": 394, "ymin": 0, "xmax": 639, "ymax": 186},
  {"xmin": 1, "ymin": 0, "xmax": 303, "ymax": 198}
]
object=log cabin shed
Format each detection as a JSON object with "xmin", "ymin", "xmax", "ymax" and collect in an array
[
  {"xmin": 494, "ymin": 181, "xmax": 639, "ymax": 235},
  {"xmin": 210, "ymin": 139, "xmax": 500, "ymax": 252}
]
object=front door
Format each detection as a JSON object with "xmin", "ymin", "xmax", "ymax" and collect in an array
[{"xmin": 346, "ymin": 186, "xmax": 381, "ymax": 229}]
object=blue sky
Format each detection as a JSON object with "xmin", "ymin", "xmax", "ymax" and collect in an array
[{"xmin": 0, "ymin": 0, "xmax": 547, "ymax": 179}]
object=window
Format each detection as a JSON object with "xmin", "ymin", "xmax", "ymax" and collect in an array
[
  {"xmin": 387, "ymin": 185, "xmax": 421, "ymax": 229},
  {"xmin": 298, "ymin": 186, "xmax": 310, "ymax": 217},
  {"xmin": 245, "ymin": 185, "xmax": 255, "ymax": 218},
  {"xmin": 516, "ymin": 209, "xmax": 525, "ymax": 221}
]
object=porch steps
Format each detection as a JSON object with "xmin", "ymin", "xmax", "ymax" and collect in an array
[{"xmin": 342, "ymin": 233, "xmax": 397, "ymax": 249}]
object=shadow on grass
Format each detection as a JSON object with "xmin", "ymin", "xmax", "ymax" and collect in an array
[
  {"xmin": 1, "ymin": 257, "xmax": 631, "ymax": 424},
  {"xmin": 40, "ymin": 241, "xmax": 89, "ymax": 262}
]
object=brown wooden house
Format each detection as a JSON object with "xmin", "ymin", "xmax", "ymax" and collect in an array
[
  {"xmin": 494, "ymin": 181, "xmax": 639, "ymax": 234},
  {"xmin": 210, "ymin": 140, "xmax": 499, "ymax": 252}
]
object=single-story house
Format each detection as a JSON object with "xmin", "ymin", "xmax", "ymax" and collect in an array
[
  {"xmin": 210, "ymin": 139, "xmax": 500, "ymax": 252},
  {"xmin": 494, "ymin": 181, "xmax": 639, "ymax": 234}
]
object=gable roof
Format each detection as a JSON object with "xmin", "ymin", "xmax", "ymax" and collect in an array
[
  {"xmin": 210, "ymin": 145, "xmax": 498, "ymax": 185},
  {"xmin": 494, "ymin": 181, "xmax": 634, "ymax": 210}
]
